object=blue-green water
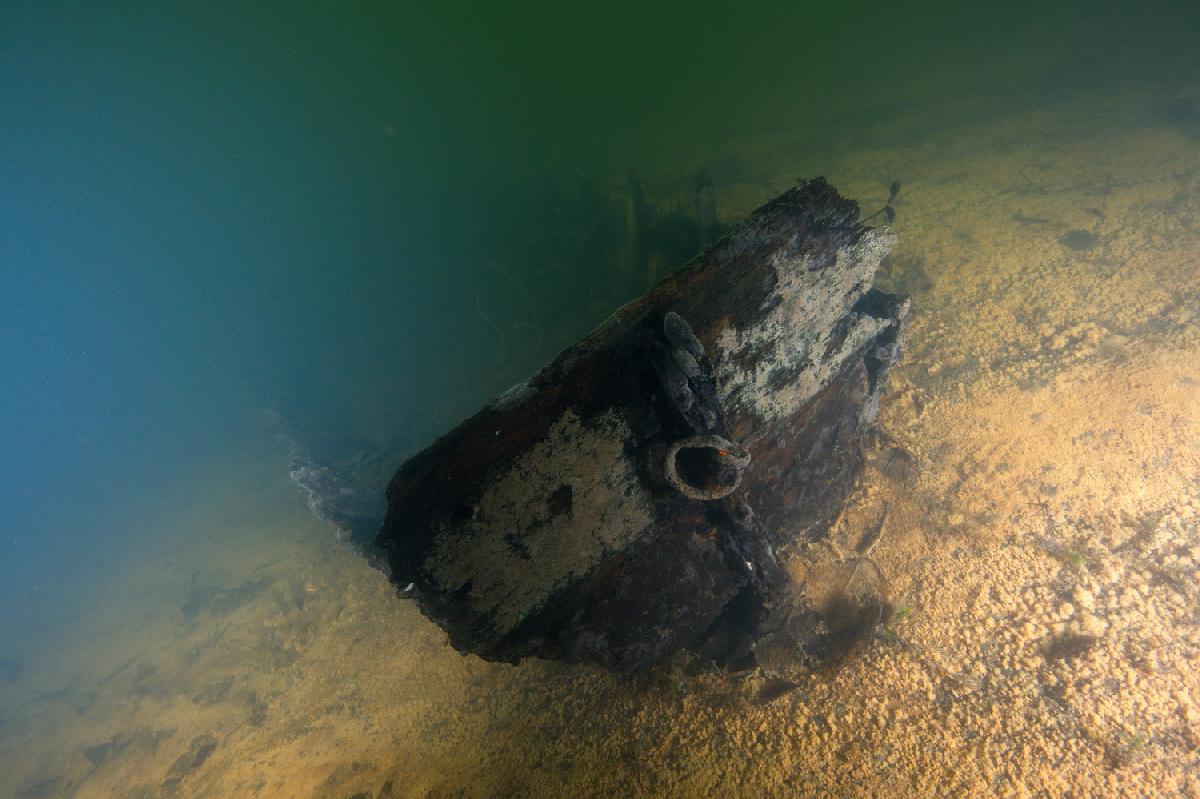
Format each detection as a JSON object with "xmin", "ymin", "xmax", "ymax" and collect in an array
[
  {"xmin": 4, "ymin": 0, "xmax": 1194, "ymax": 585},
  {"xmin": 3, "ymin": 3, "xmax": 1200, "ymax": 796}
]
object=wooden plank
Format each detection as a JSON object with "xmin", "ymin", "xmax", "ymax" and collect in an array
[{"xmin": 376, "ymin": 177, "xmax": 909, "ymax": 671}]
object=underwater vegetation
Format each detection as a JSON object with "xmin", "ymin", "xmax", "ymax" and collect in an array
[{"xmin": 863, "ymin": 180, "xmax": 902, "ymax": 225}]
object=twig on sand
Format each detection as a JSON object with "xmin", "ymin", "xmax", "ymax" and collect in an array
[{"xmin": 844, "ymin": 505, "xmax": 891, "ymax": 592}]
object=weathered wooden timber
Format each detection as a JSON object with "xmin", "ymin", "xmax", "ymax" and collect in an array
[{"xmin": 376, "ymin": 178, "xmax": 909, "ymax": 671}]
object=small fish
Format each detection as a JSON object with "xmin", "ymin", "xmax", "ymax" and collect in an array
[{"xmin": 1014, "ymin": 211, "xmax": 1052, "ymax": 227}]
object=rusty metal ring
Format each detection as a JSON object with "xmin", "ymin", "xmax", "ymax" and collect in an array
[{"xmin": 664, "ymin": 434, "xmax": 751, "ymax": 501}]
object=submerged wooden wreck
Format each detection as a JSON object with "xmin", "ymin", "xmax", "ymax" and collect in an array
[{"xmin": 376, "ymin": 177, "xmax": 909, "ymax": 671}]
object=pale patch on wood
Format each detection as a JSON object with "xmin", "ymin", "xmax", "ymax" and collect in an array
[
  {"xmin": 424, "ymin": 409, "xmax": 653, "ymax": 634},
  {"xmin": 714, "ymin": 227, "xmax": 895, "ymax": 423}
]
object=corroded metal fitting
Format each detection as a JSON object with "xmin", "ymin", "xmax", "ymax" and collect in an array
[{"xmin": 664, "ymin": 434, "xmax": 751, "ymax": 501}]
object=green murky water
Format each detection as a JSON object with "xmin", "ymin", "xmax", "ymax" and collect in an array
[{"xmin": 3, "ymin": 3, "xmax": 1199, "ymax": 796}]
